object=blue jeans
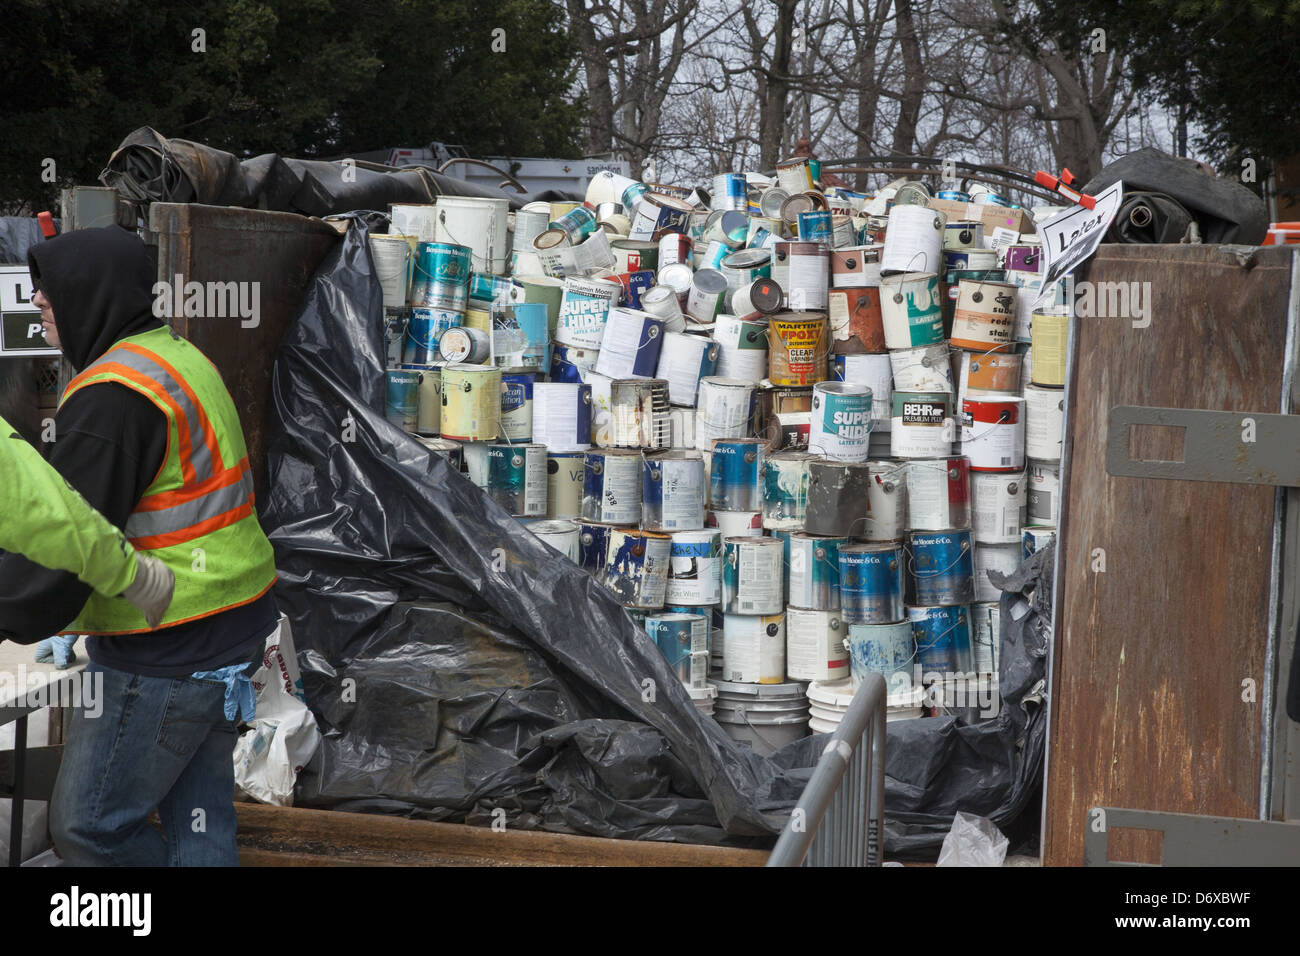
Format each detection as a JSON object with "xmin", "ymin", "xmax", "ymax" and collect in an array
[{"xmin": 50, "ymin": 660, "xmax": 241, "ymax": 866}]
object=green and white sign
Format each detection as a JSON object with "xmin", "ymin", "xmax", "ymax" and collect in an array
[{"xmin": 1, "ymin": 265, "xmax": 60, "ymax": 357}]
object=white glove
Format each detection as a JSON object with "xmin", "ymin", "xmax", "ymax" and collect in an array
[{"xmin": 122, "ymin": 553, "xmax": 176, "ymax": 629}]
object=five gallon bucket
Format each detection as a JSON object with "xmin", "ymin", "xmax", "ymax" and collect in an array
[{"xmin": 710, "ymin": 677, "xmax": 809, "ymax": 756}]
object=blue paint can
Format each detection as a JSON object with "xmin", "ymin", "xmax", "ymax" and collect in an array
[
  {"xmin": 846, "ymin": 620, "xmax": 916, "ymax": 686},
  {"xmin": 907, "ymin": 529, "xmax": 975, "ymax": 606},
  {"xmin": 797, "ymin": 210, "xmax": 834, "ymax": 244},
  {"xmin": 582, "ymin": 448, "xmax": 642, "ymax": 525},
  {"xmin": 665, "ymin": 530, "xmax": 723, "ymax": 606},
  {"xmin": 642, "ymin": 450, "xmax": 705, "ymax": 532},
  {"xmin": 709, "ymin": 437, "xmax": 764, "ymax": 511},
  {"xmin": 645, "ymin": 612, "xmax": 710, "ymax": 686},
  {"xmin": 500, "ymin": 371, "xmax": 535, "ymax": 442},
  {"xmin": 468, "ymin": 273, "xmax": 517, "ymax": 307},
  {"xmin": 908, "ymin": 604, "xmax": 972, "ymax": 673},
  {"xmin": 486, "ymin": 442, "xmax": 547, "ymax": 517},
  {"xmin": 384, "ymin": 370, "xmax": 419, "ymax": 431},
  {"xmin": 410, "ymin": 242, "xmax": 472, "ymax": 311},
  {"xmin": 602, "ymin": 528, "xmax": 672, "ymax": 609},
  {"xmin": 787, "ymin": 532, "xmax": 847, "ymax": 611},
  {"xmin": 761, "ymin": 449, "xmax": 812, "ymax": 531},
  {"xmin": 936, "ymin": 190, "xmax": 970, "ymax": 203},
  {"xmin": 838, "ymin": 543, "xmax": 904, "ymax": 624},
  {"xmin": 548, "ymin": 343, "xmax": 598, "ymax": 383},
  {"xmin": 404, "ymin": 308, "xmax": 462, "ymax": 365},
  {"xmin": 615, "ymin": 270, "xmax": 656, "ymax": 311},
  {"xmin": 578, "ymin": 520, "xmax": 614, "ymax": 574},
  {"xmin": 492, "ymin": 302, "xmax": 550, "ymax": 372}
]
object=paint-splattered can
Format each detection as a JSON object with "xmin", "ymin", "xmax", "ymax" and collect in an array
[
  {"xmin": 907, "ymin": 529, "xmax": 974, "ymax": 606},
  {"xmin": 410, "ymin": 242, "xmax": 472, "ymax": 312},
  {"xmin": 908, "ymin": 604, "xmax": 972, "ymax": 673},
  {"xmin": 761, "ymin": 449, "xmax": 812, "ymax": 531},
  {"xmin": 889, "ymin": 343, "xmax": 953, "ymax": 394},
  {"xmin": 577, "ymin": 520, "xmax": 613, "ymax": 573},
  {"xmin": 846, "ymin": 620, "xmax": 915, "ymax": 687},
  {"xmin": 709, "ymin": 438, "xmax": 763, "ymax": 512},
  {"xmin": 604, "ymin": 378, "xmax": 671, "ymax": 449},
  {"xmin": 809, "ymin": 381, "xmax": 872, "ymax": 462},
  {"xmin": 890, "ymin": 391, "xmax": 954, "ymax": 459},
  {"xmin": 384, "ymin": 369, "xmax": 419, "ymax": 431},
  {"xmin": 546, "ymin": 450, "xmax": 585, "ymax": 519},
  {"xmin": 1026, "ymin": 459, "xmax": 1060, "ymax": 525},
  {"xmin": 971, "ymin": 470, "xmax": 1026, "ymax": 544},
  {"xmin": 531, "ymin": 381, "xmax": 593, "ymax": 452},
  {"xmin": 961, "ymin": 397, "xmax": 1025, "ymax": 472},
  {"xmin": 805, "ymin": 460, "xmax": 871, "ymax": 537},
  {"xmin": 438, "ymin": 326, "xmax": 491, "ymax": 364},
  {"xmin": 879, "ymin": 272, "xmax": 943, "ymax": 348},
  {"xmin": 490, "ymin": 302, "xmax": 549, "ymax": 371},
  {"xmin": 556, "ymin": 276, "xmax": 622, "ymax": 349},
  {"xmin": 706, "ymin": 509, "xmax": 764, "ymax": 537},
  {"xmin": 970, "ymin": 601, "xmax": 1000, "ymax": 674},
  {"xmin": 722, "ymin": 612, "xmax": 787, "ymax": 684},
  {"xmin": 462, "ymin": 442, "xmax": 491, "ymax": 487},
  {"xmin": 601, "ymin": 527, "xmax": 672, "ymax": 608},
  {"xmin": 864, "ymin": 460, "xmax": 909, "ymax": 542},
  {"xmin": 498, "ymin": 370, "xmax": 535, "ymax": 442},
  {"xmin": 787, "ymin": 532, "xmax": 847, "ymax": 611},
  {"xmin": 974, "ymin": 542, "xmax": 1019, "ymax": 602},
  {"xmin": 722, "ymin": 536, "xmax": 785, "ymax": 615},
  {"xmin": 525, "ymin": 518, "xmax": 581, "ymax": 562},
  {"xmin": 693, "ymin": 377, "xmax": 755, "ymax": 450},
  {"xmin": 548, "ymin": 343, "xmax": 599, "ymax": 384},
  {"xmin": 838, "ymin": 543, "xmax": 905, "ymax": 624},
  {"xmin": 950, "ymin": 280, "xmax": 1018, "ymax": 352},
  {"xmin": 582, "ymin": 448, "xmax": 643, "ymax": 525},
  {"xmin": 769, "ymin": 312, "xmax": 829, "ymax": 385},
  {"xmin": 904, "ymin": 456, "xmax": 971, "ymax": 530},
  {"xmin": 830, "ymin": 244, "xmax": 883, "ymax": 289},
  {"xmin": 647, "ymin": 612, "xmax": 711, "ymax": 686},
  {"xmin": 786, "ymin": 607, "xmax": 849, "ymax": 682},
  {"xmin": 642, "ymin": 450, "xmax": 705, "ymax": 532},
  {"xmin": 440, "ymin": 364, "xmax": 502, "ymax": 441},
  {"xmin": 486, "ymin": 442, "xmax": 548, "ymax": 517},
  {"xmin": 666, "ymin": 529, "xmax": 723, "ymax": 606}
]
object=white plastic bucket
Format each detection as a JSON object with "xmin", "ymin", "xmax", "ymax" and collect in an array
[{"xmin": 435, "ymin": 196, "xmax": 511, "ymax": 275}]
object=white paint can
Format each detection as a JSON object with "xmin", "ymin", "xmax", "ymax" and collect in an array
[
  {"xmin": 555, "ymin": 276, "xmax": 623, "ymax": 349},
  {"xmin": 532, "ymin": 381, "xmax": 593, "ymax": 453},
  {"xmin": 435, "ymin": 196, "xmax": 511, "ymax": 274},
  {"xmin": 879, "ymin": 272, "xmax": 944, "ymax": 349},
  {"xmin": 785, "ymin": 607, "xmax": 849, "ymax": 683},
  {"xmin": 722, "ymin": 612, "xmax": 787, "ymax": 684},
  {"xmin": 1024, "ymin": 384, "xmax": 1064, "ymax": 461},
  {"xmin": 881, "ymin": 204, "xmax": 945, "ymax": 274},
  {"xmin": 905, "ymin": 456, "xmax": 972, "ymax": 530},
  {"xmin": 808, "ymin": 381, "xmax": 872, "ymax": 462},
  {"xmin": 864, "ymin": 460, "xmax": 909, "ymax": 542},
  {"xmin": 960, "ymin": 396, "xmax": 1026, "ymax": 473},
  {"xmin": 667, "ymin": 530, "xmax": 723, "ymax": 606},
  {"xmin": 974, "ymin": 542, "xmax": 1020, "ymax": 602},
  {"xmin": 608, "ymin": 378, "xmax": 672, "ymax": 449},
  {"xmin": 971, "ymin": 470, "xmax": 1026, "ymax": 544},
  {"xmin": 707, "ymin": 510, "xmax": 764, "ymax": 537},
  {"xmin": 713, "ymin": 314, "xmax": 770, "ymax": 381},
  {"xmin": 525, "ymin": 518, "xmax": 580, "ymax": 563},
  {"xmin": 890, "ymin": 391, "xmax": 954, "ymax": 458},
  {"xmin": 582, "ymin": 448, "xmax": 643, "ymax": 525},
  {"xmin": 970, "ymin": 601, "xmax": 1001, "ymax": 674},
  {"xmin": 389, "ymin": 203, "xmax": 439, "ymax": 242},
  {"xmin": 833, "ymin": 353, "xmax": 892, "ymax": 432},
  {"xmin": 594, "ymin": 308, "xmax": 665, "ymax": 380},
  {"xmin": 656, "ymin": 332, "xmax": 720, "ymax": 407},
  {"xmin": 1027, "ymin": 459, "xmax": 1060, "ymax": 525},
  {"xmin": 889, "ymin": 343, "xmax": 953, "ymax": 394}
]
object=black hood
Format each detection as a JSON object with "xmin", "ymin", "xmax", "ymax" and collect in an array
[{"xmin": 27, "ymin": 225, "xmax": 162, "ymax": 372}]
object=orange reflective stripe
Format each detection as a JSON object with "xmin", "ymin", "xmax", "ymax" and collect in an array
[
  {"xmin": 134, "ymin": 458, "xmax": 251, "ymax": 513},
  {"xmin": 128, "ymin": 500, "xmax": 255, "ymax": 550},
  {"xmin": 117, "ymin": 343, "xmax": 225, "ymax": 475}
]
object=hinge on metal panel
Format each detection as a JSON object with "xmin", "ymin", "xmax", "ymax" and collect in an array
[{"xmin": 1107, "ymin": 406, "xmax": 1300, "ymax": 486}]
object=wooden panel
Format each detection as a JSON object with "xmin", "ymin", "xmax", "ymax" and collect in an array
[
  {"xmin": 148, "ymin": 203, "xmax": 339, "ymax": 499},
  {"xmin": 1044, "ymin": 244, "xmax": 1295, "ymax": 866},
  {"xmin": 235, "ymin": 803, "xmax": 768, "ymax": 867}
]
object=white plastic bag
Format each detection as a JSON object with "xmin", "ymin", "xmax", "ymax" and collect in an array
[
  {"xmin": 936, "ymin": 812, "xmax": 1009, "ymax": 867},
  {"xmin": 233, "ymin": 615, "xmax": 321, "ymax": 806}
]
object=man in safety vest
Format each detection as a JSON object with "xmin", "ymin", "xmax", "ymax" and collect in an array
[{"xmin": 0, "ymin": 225, "xmax": 280, "ymax": 866}]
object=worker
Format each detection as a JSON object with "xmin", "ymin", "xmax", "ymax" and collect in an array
[
  {"xmin": 0, "ymin": 414, "xmax": 175, "ymax": 628},
  {"xmin": 0, "ymin": 225, "xmax": 280, "ymax": 866}
]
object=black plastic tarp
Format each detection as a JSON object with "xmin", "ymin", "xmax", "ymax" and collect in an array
[
  {"xmin": 100, "ymin": 127, "xmax": 578, "ymax": 218},
  {"xmin": 260, "ymin": 215, "xmax": 1048, "ymax": 857}
]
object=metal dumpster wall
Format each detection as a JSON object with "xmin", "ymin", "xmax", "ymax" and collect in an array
[
  {"xmin": 146, "ymin": 203, "xmax": 340, "ymax": 499},
  {"xmin": 1044, "ymin": 244, "xmax": 1297, "ymax": 865}
]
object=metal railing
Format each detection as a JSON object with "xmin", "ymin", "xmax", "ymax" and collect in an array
[{"xmin": 766, "ymin": 672, "xmax": 888, "ymax": 867}]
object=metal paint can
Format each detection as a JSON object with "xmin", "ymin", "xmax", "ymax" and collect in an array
[
  {"xmin": 546, "ymin": 450, "xmax": 585, "ymax": 519},
  {"xmin": 462, "ymin": 442, "xmax": 491, "ymax": 488},
  {"xmin": 577, "ymin": 520, "xmax": 613, "ymax": 573},
  {"xmin": 646, "ymin": 612, "xmax": 710, "ymax": 686},
  {"xmin": 776, "ymin": 156, "xmax": 815, "ymax": 194},
  {"xmin": 383, "ymin": 306, "xmax": 408, "ymax": 367},
  {"xmin": 1030, "ymin": 308, "xmax": 1068, "ymax": 387},
  {"xmin": 586, "ymin": 170, "xmax": 646, "ymax": 211},
  {"xmin": 761, "ymin": 449, "xmax": 812, "ymax": 531},
  {"xmin": 775, "ymin": 241, "xmax": 830, "ymax": 311},
  {"xmin": 838, "ymin": 543, "xmax": 905, "ymax": 624},
  {"xmin": 549, "ymin": 204, "xmax": 599, "ymax": 245},
  {"xmin": 611, "ymin": 238, "xmax": 659, "ymax": 274},
  {"xmin": 711, "ymin": 173, "xmax": 749, "ymax": 213},
  {"xmin": 881, "ymin": 204, "xmax": 945, "ymax": 274},
  {"xmin": 832, "ymin": 353, "xmax": 892, "ymax": 433},
  {"xmin": 693, "ymin": 240, "xmax": 730, "ymax": 272},
  {"xmin": 1005, "ymin": 242, "xmax": 1042, "ymax": 274},
  {"xmin": 440, "ymin": 364, "xmax": 502, "ymax": 441},
  {"xmin": 908, "ymin": 604, "xmax": 972, "ymax": 673},
  {"xmin": 525, "ymin": 518, "xmax": 581, "ymax": 562},
  {"xmin": 970, "ymin": 601, "xmax": 1001, "ymax": 674},
  {"xmin": 694, "ymin": 377, "xmax": 756, "ymax": 451},
  {"xmin": 942, "ymin": 220, "xmax": 984, "ymax": 251},
  {"xmin": 950, "ymin": 280, "xmax": 1018, "ymax": 352},
  {"xmin": 1022, "ymin": 524, "xmax": 1056, "ymax": 561},
  {"xmin": 831, "ymin": 214, "xmax": 856, "ymax": 249},
  {"xmin": 548, "ymin": 343, "xmax": 599, "ymax": 383},
  {"xmin": 943, "ymin": 249, "xmax": 1000, "ymax": 273},
  {"xmin": 974, "ymin": 542, "xmax": 1019, "ymax": 602},
  {"xmin": 667, "ymin": 529, "xmax": 723, "ymax": 606},
  {"xmin": 830, "ymin": 244, "xmax": 883, "ymax": 289},
  {"xmin": 706, "ymin": 509, "xmax": 764, "ymax": 537},
  {"xmin": 864, "ymin": 460, "xmax": 909, "ymax": 542},
  {"xmin": 639, "ymin": 285, "xmax": 686, "ymax": 333},
  {"xmin": 415, "ymin": 366, "xmax": 443, "ymax": 436},
  {"xmin": 1024, "ymin": 385, "xmax": 1064, "ymax": 461},
  {"xmin": 1026, "ymin": 459, "xmax": 1060, "ymax": 525},
  {"xmin": 719, "ymin": 249, "xmax": 772, "ymax": 301},
  {"xmin": 592, "ymin": 308, "xmax": 665, "ymax": 380},
  {"xmin": 601, "ymin": 527, "xmax": 672, "ymax": 609},
  {"xmin": 384, "ymin": 369, "xmax": 419, "ymax": 431},
  {"xmin": 659, "ymin": 232, "xmax": 693, "ymax": 269},
  {"xmin": 786, "ymin": 607, "xmax": 849, "ymax": 682},
  {"xmin": 960, "ymin": 349, "xmax": 1023, "ymax": 395},
  {"xmin": 936, "ymin": 189, "xmax": 970, "ymax": 203},
  {"xmin": 809, "ymin": 381, "xmax": 872, "ymax": 462},
  {"xmin": 682, "ymin": 268, "xmax": 728, "ymax": 326},
  {"xmin": 369, "ymin": 233, "xmax": 413, "ymax": 309},
  {"xmin": 755, "ymin": 385, "xmax": 814, "ymax": 442},
  {"xmin": 629, "ymin": 192, "xmax": 694, "ymax": 241},
  {"xmin": 486, "ymin": 442, "xmax": 548, "ymax": 517},
  {"xmin": 797, "ymin": 210, "xmax": 833, "ymax": 244},
  {"xmin": 656, "ymin": 332, "xmax": 720, "ymax": 407},
  {"xmin": 787, "ymin": 532, "xmax": 847, "ymax": 610},
  {"xmin": 582, "ymin": 448, "xmax": 643, "ymax": 525},
  {"xmin": 404, "ymin": 308, "xmax": 462, "ymax": 365},
  {"xmin": 556, "ymin": 276, "xmax": 622, "ymax": 349},
  {"xmin": 410, "ymin": 242, "xmax": 472, "ymax": 311},
  {"xmin": 805, "ymin": 459, "xmax": 871, "ymax": 537},
  {"xmin": 498, "ymin": 370, "xmax": 535, "ymax": 442},
  {"xmin": 414, "ymin": 435, "xmax": 463, "ymax": 470},
  {"xmin": 722, "ymin": 612, "xmax": 787, "ymax": 684},
  {"xmin": 713, "ymin": 315, "xmax": 770, "ymax": 381},
  {"xmin": 769, "ymin": 312, "xmax": 829, "ymax": 385},
  {"xmin": 665, "ymin": 406, "xmax": 695, "ymax": 449},
  {"xmin": 491, "ymin": 302, "xmax": 550, "ymax": 372},
  {"xmin": 827, "ymin": 286, "xmax": 886, "ymax": 354},
  {"xmin": 846, "ymin": 620, "xmax": 915, "ymax": 687},
  {"xmin": 642, "ymin": 450, "xmax": 706, "ymax": 532},
  {"xmin": 531, "ymin": 381, "xmax": 593, "ymax": 452},
  {"xmin": 609, "ymin": 270, "xmax": 655, "ymax": 313},
  {"xmin": 731, "ymin": 277, "xmax": 783, "ymax": 317},
  {"xmin": 889, "ymin": 343, "xmax": 953, "ymax": 394},
  {"xmin": 702, "ymin": 210, "xmax": 749, "ymax": 248},
  {"xmin": 709, "ymin": 438, "xmax": 763, "ymax": 512},
  {"xmin": 722, "ymin": 536, "xmax": 785, "ymax": 615},
  {"xmin": 971, "ymin": 470, "xmax": 1026, "ymax": 544},
  {"xmin": 961, "ymin": 397, "xmax": 1025, "ymax": 472},
  {"xmin": 879, "ymin": 272, "xmax": 944, "ymax": 348},
  {"xmin": 890, "ymin": 391, "xmax": 954, "ymax": 459},
  {"xmin": 605, "ymin": 378, "xmax": 671, "ymax": 449},
  {"xmin": 907, "ymin": 529, "xmax": 975, "ymax": 606},
  {"xmin": 468, "ymin": 273, "xmax": 519, "ymax": 309},
  {"xmin": 904, "ymin": 456, "xmax": 971, "ymax": 530},
  {"xmin": 438, "ymin": 326, "xmax": 491, "ymax": 364}
]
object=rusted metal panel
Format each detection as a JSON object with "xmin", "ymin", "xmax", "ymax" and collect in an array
[
  {"xmin": 148, "ymin": 203, "xmax": 340, "ymax": 499},
  {"xmin": 1044, "ymin": 244, "xmax": 1295, "ymax": 866}
]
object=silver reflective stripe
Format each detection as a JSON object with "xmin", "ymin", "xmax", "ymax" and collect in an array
[
  {"xmin": 125, "ymin": 469, "xmax": 253, "ymax": 540},
  {"xmin": 90, "ymin": 346, "xmax": 216, "ymax": 481}
]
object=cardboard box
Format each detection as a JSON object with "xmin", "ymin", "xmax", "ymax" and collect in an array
[{"xmin": 930, "ymin": 198, "xmax": 1036, "ymax": 239}]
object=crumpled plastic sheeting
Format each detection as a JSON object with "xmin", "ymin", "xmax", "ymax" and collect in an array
[
  {"xmin": 0, "ymin": 216, "xmax": 49, "ymax": 265},
  {"xmin": 261, "ymin": 215, "xmax": 1049, "ymax": 855},
  {"xmin": 100, "ymin": 127, "xmax": 578, "ymax": 217}
]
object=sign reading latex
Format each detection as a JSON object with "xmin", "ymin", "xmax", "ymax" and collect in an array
[
  {"xmin": 0, "ymin": 266, "xmax": 60, "ymax": 357},
  {"xmin": 1035, "ymin": 180, "xmax": 1124, "ymax": 303}
]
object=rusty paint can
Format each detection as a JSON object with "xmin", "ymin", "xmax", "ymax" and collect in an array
[
  {"xmin": 827, "ymin": 286, "xmax": 886, "ymax": 353},
  {"xmin": 960, "ymin": 349, "xmax": 1023, "ymax": 395}
]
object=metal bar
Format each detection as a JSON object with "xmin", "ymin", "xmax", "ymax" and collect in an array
[
  {"xmin": 1086, "ymin": 807, "xmax": 1300, "ymax": 866},
  {"xmin": 8, "ymin": 715, "xmax": 26, "ymax": 867}
]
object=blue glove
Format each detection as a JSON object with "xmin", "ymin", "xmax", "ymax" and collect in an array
[
  {"xmin": 191, "ymin": 662, "xmax": 257, "ymax": 722},
  {"xmin": 34, "ymin": 635, "xmax": 78, "ymax": 669}
]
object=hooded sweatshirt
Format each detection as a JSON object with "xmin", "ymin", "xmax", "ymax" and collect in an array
[{"xmin": 0, "ymin": 225, "xmax": 277, "ymax": 675}]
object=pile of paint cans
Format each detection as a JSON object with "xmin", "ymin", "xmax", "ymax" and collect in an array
[{"xmin": 369, "ymin": 163, "xmax": 1070, "ymax": 750}]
